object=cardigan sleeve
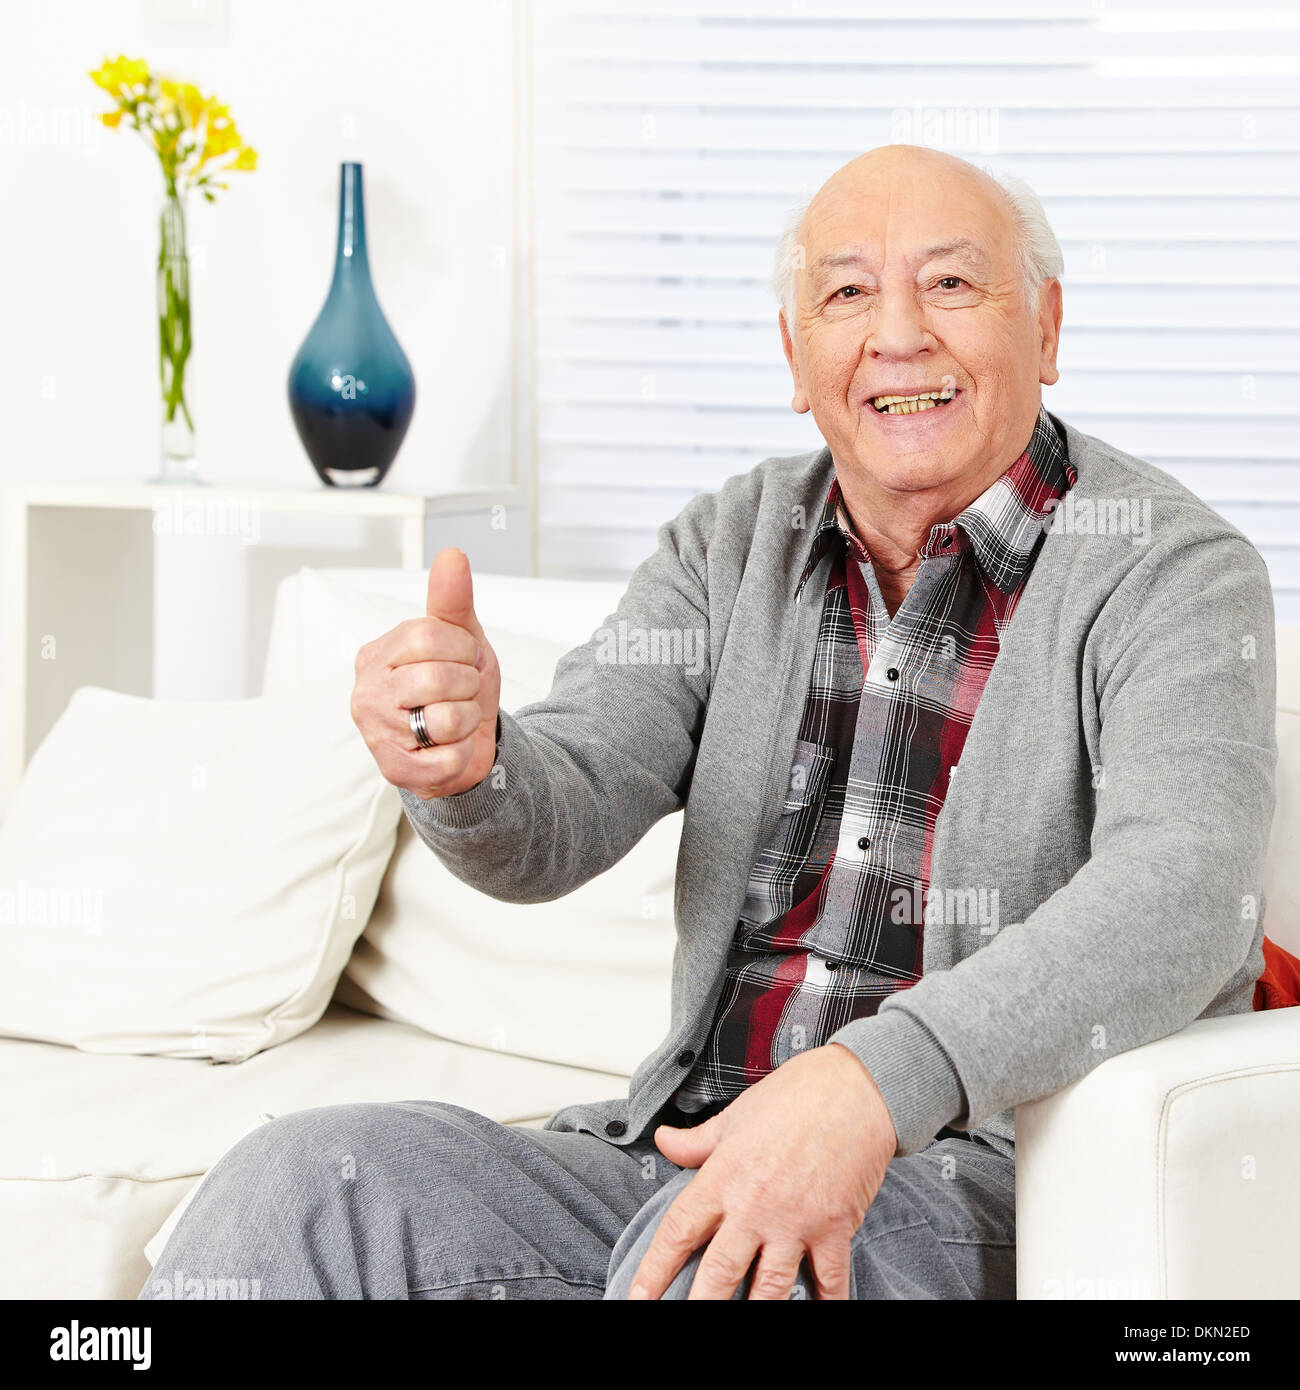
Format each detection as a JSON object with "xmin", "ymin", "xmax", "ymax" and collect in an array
[{"xmin": 830, "ymin": 533, "xmax": 1277, "ymax": 1155}]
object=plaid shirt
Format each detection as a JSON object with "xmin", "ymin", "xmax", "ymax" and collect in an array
[{"xmin": 673, "ymin": 407, "xmax": 1076, "ymax": 1113}]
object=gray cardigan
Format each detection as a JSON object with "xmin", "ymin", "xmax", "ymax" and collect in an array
[{"xmin": 400, "ymin": 415, "xmax": 1277, "ymax": 1158}]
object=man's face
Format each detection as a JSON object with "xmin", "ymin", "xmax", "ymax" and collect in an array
[{"xmin": 780, "ymin": 152, "xmax": 1062, "ymax": 498}]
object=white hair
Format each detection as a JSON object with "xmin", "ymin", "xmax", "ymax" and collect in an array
[{"xmin": 770, "ymin": 155, "xmax": 1063, "ymax": 321}]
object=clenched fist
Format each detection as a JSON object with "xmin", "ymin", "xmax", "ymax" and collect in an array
[{"xmin": 350, "ymin": 548, "xmax": 502, "ymax": 800}]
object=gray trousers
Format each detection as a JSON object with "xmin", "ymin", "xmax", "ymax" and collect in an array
[{"xmin": 137, "ymin": 1100, "xmax": 1016, "ymax": 1300}]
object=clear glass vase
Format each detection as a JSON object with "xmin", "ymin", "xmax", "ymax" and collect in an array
[{"xmin": 154, "ymin": 185, "xmax": 201, "ymax": 484}]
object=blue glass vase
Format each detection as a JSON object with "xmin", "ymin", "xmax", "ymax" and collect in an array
[{"xmin": 288, "ymin": 163, "xmax": 415, "ymax": 487}]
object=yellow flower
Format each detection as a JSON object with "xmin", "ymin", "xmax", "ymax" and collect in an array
[
  {"xmin": 90, "ymin": 55, "xmax": 151, "ymax": 98},
  {"xmin": 179, "ymin": 84, "xmax": 206, "ymax": 128},
  {"xmin": 89, "ymin": 57, "xmax": 124, "ymax": 92},
  {"xmin": 157, "ymin": 79, "xmax": 206, "ymax": 131},
  {"xmin": 90, "ymin": 55, "xmax": 257, "ymax": 195},
  {"xmin": 199, "ymin": 121, "xmax": 241, "ymax": 164},
  {"xmin": 119, "ymin": 57, "xmax": 150, "ymax": 90}
]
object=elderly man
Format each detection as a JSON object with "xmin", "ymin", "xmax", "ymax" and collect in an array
[{"xmin": 142, "ymin": 144, "xmax": 1276, "ymax": 1301}]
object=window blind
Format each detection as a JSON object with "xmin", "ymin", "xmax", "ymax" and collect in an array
[{"xmin": 528, "ymin": 0, "xmax": 1300, "ymax": 619}]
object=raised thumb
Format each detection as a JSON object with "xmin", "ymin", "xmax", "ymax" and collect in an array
[{"xmin": 426, "ymin": 547, "xmax": 478, "ymax": 630}]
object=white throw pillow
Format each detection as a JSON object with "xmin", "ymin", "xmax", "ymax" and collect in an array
[
  {"xmin": 339, "ymin": 809, "xmax": 680, "ymax": 1078},
  {"xmin": 0, "ymin": 679, "xmax": 400, "ymax": 1062}
]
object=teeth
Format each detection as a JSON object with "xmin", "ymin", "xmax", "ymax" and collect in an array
[{"xmin": 871, "ymin": 389, "xmax": 955, "ymax": 415}]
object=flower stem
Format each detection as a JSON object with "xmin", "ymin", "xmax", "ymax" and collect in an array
[{"xmin": 157, "ymin": 183, "xmax": 194, "ymax": 443}]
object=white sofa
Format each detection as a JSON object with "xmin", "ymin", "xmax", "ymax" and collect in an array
[{"xmin": 1, "ymin": 566, "xmax": 1297, "ymax": 1301}]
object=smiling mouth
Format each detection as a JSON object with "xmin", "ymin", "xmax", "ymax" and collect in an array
[{"xmin": 870, "ymin": 388, "xmax": 959, "ymax": 415}]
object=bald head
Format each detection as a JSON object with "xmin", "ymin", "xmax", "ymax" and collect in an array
[
  {"xmin": 772, "ymin": 145, "xmax": 1060, "ymax": 321},
  {"xmin": 808, "ymin": 145, "xmax": 1010, "ymax": 228}
]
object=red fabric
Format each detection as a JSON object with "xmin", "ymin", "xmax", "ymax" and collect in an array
[{"xmin": 1253, "ymin": 935, "xmax": 1300, "ymax": 1010}]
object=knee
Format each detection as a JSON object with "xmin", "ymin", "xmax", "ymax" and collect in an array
[
  {"xmin": 605, "ymin": 1167, "xmax": 818, "ymax": 1302},
  {"xmin": 606, "ymin": 1244, "xmax": 704, "ymax": 1301},
  {"xmin": 608, "ymin": 1237, "xmax": 754, "ymax": 1302},
  {"xmin": 205, "ymin": 1103, "xmax": 381, "ymax": 1196},
  {"xmin": 141, "ymin": 1101, "xmax": 478, "ymax": 1299},
  {"xmin": 180, "ymin": 1100, "xmax": 475, "ymax": 1235},
  {"xmin": 605, "ymin": 1169, "xmax": 721, "ymax": 1302}
]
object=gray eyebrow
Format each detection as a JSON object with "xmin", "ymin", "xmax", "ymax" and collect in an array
[
  {"xmin": 810, "ymin": 238, "xmax": 989, "ymax": 277},
  {"xmin": 811, "ymin": 248, "xmax": 874, "ymax": 274},
  {"xmin": 918, "ymin": 238, "xmax": 989, "ymax": 268}
]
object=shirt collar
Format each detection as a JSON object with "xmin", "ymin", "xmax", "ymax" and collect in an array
[{"xmin": 795, "ymin": 405, "xmax": 1076, "ymax": 600}]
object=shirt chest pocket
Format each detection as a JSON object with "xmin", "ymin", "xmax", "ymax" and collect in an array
[{"xmin": 781, "ymin": 738, "xmax": 835, "ymax": 818}]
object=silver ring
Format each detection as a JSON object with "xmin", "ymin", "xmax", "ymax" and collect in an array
[{"xmin": 409, "ymin": 704, "xmax": 436, "ymax": 750}]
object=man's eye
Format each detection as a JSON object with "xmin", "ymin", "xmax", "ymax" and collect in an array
[
  {"xmin": 834, "ymin": 285, "xmax": 861, "ymax": 300},
  {"xmin": 936, "ymin": 276, "xmax": 966, "ymax": 290}
]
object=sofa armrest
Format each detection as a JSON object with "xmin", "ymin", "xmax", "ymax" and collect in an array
[{"xmin": 1014, "ymin": 1008, "xmax": 1300, "ymax": 1299}]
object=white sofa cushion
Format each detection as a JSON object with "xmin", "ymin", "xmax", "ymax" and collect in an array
[
  {"xmin": 0, "ymin": 679, "xmax": 400, "ymax": 1063},
  {"xmin": 0, "ymin": 1007, "xmax": 630, "ymax": 1299},
  {"xmin": 262, "ymin": 567, "xmax": 680, "ymax": 1075}
]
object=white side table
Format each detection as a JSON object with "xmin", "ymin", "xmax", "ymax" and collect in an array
[{"xmin": 3, "ymin": 480, "xmax": 522, "ymax": 801}]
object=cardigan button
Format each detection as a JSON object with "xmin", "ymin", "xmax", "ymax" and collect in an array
[
  {"xmin": 605, "ymin": 1120, "xmax": 627, "ymax": 1138},
  {"xmin": 676, "ymin": 1049, "xmax": 696, "ymax": 1067}
]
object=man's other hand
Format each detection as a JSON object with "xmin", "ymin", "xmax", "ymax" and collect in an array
[{"xmin": 630, "ymin": 1044, "xmax": 898, "ymax": 1300}]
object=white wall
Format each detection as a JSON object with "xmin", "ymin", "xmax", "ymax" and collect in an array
[
  {"xmin": 1, "ymin": 0, "xmax": 519, "ymax": 496},
  {"xmin": 0, "ymin": 0, "xmax": 528, "ymax": 751}
]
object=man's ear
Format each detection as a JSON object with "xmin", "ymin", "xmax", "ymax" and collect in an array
[
  {"xmin": 1037, "ymin": 278, "xmax": 1063, "ymax": 388},
  {"xmin": 779, "ymin": 310, "xmax": 812, "ymax": 414}
]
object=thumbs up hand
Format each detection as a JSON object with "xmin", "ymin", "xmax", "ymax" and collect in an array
[{"xmin": 351, "ymin": 548, "xmax": 502, "ymax": 799}]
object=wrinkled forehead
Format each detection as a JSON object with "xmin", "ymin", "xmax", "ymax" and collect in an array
[{"xmin": 798, "ymin": 170, "xmax": 1017, "ymax": 280}]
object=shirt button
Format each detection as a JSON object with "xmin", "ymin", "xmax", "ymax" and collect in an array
[
  {"xmin": 940, "ymin": 535, "xmax": 953, "ymax": 549},
  {"xmin": 857, "ymin": 836, "xmax": 870, "ymax": 851},
  {"xmin": 886, "ymin": 667, "xmax": 899, "ymax": 681},
  {"xmin": 825, "ymin": 959, "xmax": 841, "ymax": 972},
  {"xmin": 605, "ymin": 1120, "xmax": 627, "ymax": 1138},
  {"xmin": 676, "ymin": 1049, "xmax": 696, "ymax": 1067}
]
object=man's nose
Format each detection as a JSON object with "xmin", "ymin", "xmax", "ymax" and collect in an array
[{"xmin": 867, "ymin": 282, "xmax": 929, "ymax": 360}]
